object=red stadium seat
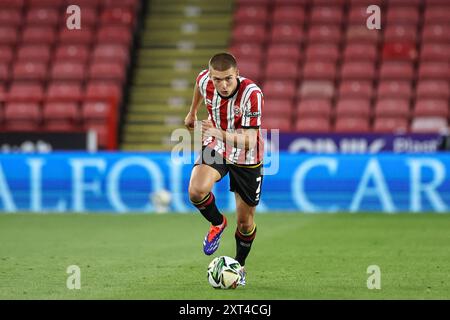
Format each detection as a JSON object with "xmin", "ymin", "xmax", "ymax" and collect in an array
[
  {"xmin": 16, "ymin": 45, "xmax": 51, "ymax": 63},
  {"xmin": 295, "ymin": 117, "xmax": 330, "ymax": 132},
  {"xmin": 0, "ymin": 9, "xmax": 22, "ymax": 27},
  {"xmin": 340, "ymin": 62, "xmax": 376, "ymax": 80},
  {"xmin": 59, "ymin": 28, "xmax": 94, "ymax": 45},
  {"xmin": 302, "ymin": 62, "xmax": 336, "ymax": 81},
  {"xmin": 54, "ymin": 45, "xmax": 90, "ymax": 63},
  {"xmin": 100, "ymin": 7, "xmax": 135, "ymax": 27},
  {"xmin": 348, "ymin": 6, "xmax": 371, "ymax": 25},
  {"xmin": 376, "ymin": 81, "xmax": 412, "ymax": 99},
  {"xmin": 343, "ymin": 43, "xmax": 377, "ymax": 62},
  {"xmin": 51, "ymin": 62, "xmax": 86, "ymax": 81},
  {"xmin": 334, "ymin": 117, "xmax": 370, "ymax": 133},
  {"xmin": 234, "ymin": 6, "xmax": 268, "ymax": 24},
  {"xmin": 335, "ymin": 99, "xmax": 371, "ymax": 118},
  {"xmin": 382, "ymin": 42, "xmax": 417, "ymax": 61},
  {"xmin": 237, "ymin": 59, "xmax": 262, "ymax": 84},
  {"xmin": 416, "ymin": 80, "xmax": 449, "ymax": 100},
  {"xmin": 28, "ymin": 0, "xmax": 64, "ymax": 7},
  {"xmin": 0, "ymin": 0, "xmax": 25, "ymax": 9},
  {"xmin": 97, "ymin": 26, "xmax": 133, "ymax": 45},
  {"xmin": 0, "ymin": 27, "xmax": 18, "ymax": 45},
  {"xmin": 305, "ymin": 44, "xmax": 339, "ymax": 62},
  {"xmin": 298, "ymin": 81, "xmax": 335, "ymax": 99},
  {"xmin": 232, "ymin": 24, "xmax": 267, "ymax": 44},
  {"xmin": 386, "ymin": 7, "xmax": 419, "ymax": 25},
  {"xmin": 0, "ymin": 46, "xmax": 13, "ymax": 64},
  {"xmin": 264, "ymin": 80, "xmax": 296, "ymax": 99},
  {"xmin": 272, "ymin": 6, "xmax": 305, "ymax": 24},
  {"xmin": 89, "ymin": 62, "xmax": 126, "ymax": 83},
  {"xmin": 92, "ymin": 44, "xmax": 130, "ymax": 64},
  {"xmin": 266, "ymin": 44, "xmax": 302, "ymax": 62},
  {"xmin": 346, "ymin": 26, "xmax": 380, "ymax": 44},
  {"xmin": 384, "ymin": 25, "xmax": 417, "ymax": 43},
  {"xmin": 85, "ymin": 81, "xmax": 122, "ymax": 103},
  {"xmin": 46, "ymin": 82, "xmax": 83, "ymax": 102},
  {"xmin": 307, "ymin": 25, "xmax": 341, "ymax": 44},
  {"xmin": 264, "ymin": 99, "xmax": 294, "ymax": 117},
  {"xmin": 296, "ymin": 99, "xmax": 332, "ymax": 119},
  {"xmin": 274, "ymin": 0, "xmax": 308, "ymax": 5},
  {"xmin": 270, "ymin": 24, "xmax": 304, "ymax": 44},
  {"xmin": 12, "ymin": 62, "xmax": 48, "ymax": 81},
  {"xmin": 42, "ymin": 102, "xmax": 80, "ymax": 131},
  {"xmin": 264, "ymin": 61, "xmax": 299, "ymax": 80},
  {"xmin": 229, "ymin": 43, "xmax": 264, "ymax": 61},
  {"xmin": 414, "ymin": 100, "xmax": 449, "ymax": 118},
  {"xmin": 411, "ymin": 117, "xmax": 448, "ymax": 133},
  {"xmin": 7, "ymin": 82, "xmax": 44, "ymax": 102},
  {"xmin": 373, "ymin": 117, "xmax": 409, "ymax": 133},
  {"xmin": 310, "ymin": 6, "xmax": 343, "ymax": 25},
  {"xmin": 420, "ymin": 43, "xmax": 450, "ymax": 62},
  {"xmin": 379, "ymin": 62, "xmax": 414, "ymax": 80},
  {"xmin": 418, "ymin": 62, "xmax": 449, "ymax": 80},
  {"xmin": 422, "ymin": 24, "xmax": 450, "ymax": 44},
  {"xmin": 82, "ymin": 101, "xmax": 111, "ymax": 121},
  {"xmin": 0, "ymin": 63, "xmax": 9, "ymax": 82},
  {"xmin": 374, "ymin": 99, "xmax": 410, "ymax": 118},
  {"xmin": 424, "ymin": 7, "xmax": 450, "ymax": 24},
  {"xmin": 26, "ymin": 8, "xmax": 59, "ymax": 26},
  {"xmin": 21, "ymin": 26, "xmax": 56, "ymax": 45},
  {"xmin": 4, "ymin": 102, "xmax": 41, "ymax": 129},
  {"xmin": 338, "ymin": 81, "xmax": 373, "ymax": 99}
]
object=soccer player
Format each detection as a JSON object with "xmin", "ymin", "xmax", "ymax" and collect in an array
[{"xmin": 184, "ymin": 53, "xmax": 264, "ymax": 286}]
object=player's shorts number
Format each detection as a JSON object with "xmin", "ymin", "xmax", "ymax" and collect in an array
[{"xmin": 255, "ymin": 177, "xmax": 262, "ymax": 201}]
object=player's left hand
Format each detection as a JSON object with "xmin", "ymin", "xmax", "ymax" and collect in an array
[{"xmin": 201, "ymin": 120, "xmax": 221, "ymax": 139}]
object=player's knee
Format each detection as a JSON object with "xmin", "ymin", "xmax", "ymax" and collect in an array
[
  {"xmin": 237, "ymin": 219, "xmax": 254, "ymax": 234},
  {"xmin": 188, "ymin": 184, "xmax": 210, "ymax": 202}
]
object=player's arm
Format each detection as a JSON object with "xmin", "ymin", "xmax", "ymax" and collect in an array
[
  {"xmin": 184, "ymin": 82, "xmax": 203, "ymax": 130},
  {"xmin": 201, "ymin": 122, "xmax": 257, "ymax": 151}
]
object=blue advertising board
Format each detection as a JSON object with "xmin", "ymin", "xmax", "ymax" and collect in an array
[{"xmin": 0, "ymin": 152, "xmax": 449, "ymax": 213}]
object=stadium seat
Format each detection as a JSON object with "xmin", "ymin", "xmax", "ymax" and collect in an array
[
  {"xmin": 264, "ymin": 99, "xmax": 294, "ymax": 117},
  {"xmin": 262, "ymin": 117, "xmax": 292, "ymax": 131},
  {"xmin": 50, "ymin": 62, "xmax": 86, "ymax": 81},
  {"xmin": 295, "ymin": 117, "xmax": 330, "ymax": 132},
  {"xmin": 0, "ymin": 9, "xmax": 22, "ymax": 27},
  {"xmin": 4, "ymin": 102, "xmax": 41, "ymax": 130},
  {"xmin": 237, "ymin": 59, "xmax": 262, "ymax": 84},
  {"xmin": 303, "ymin": 62, "xmax": 336, "ymax": 81},
  {"xmin": 373, "ymin": 117, "xmax": 409, "ymax": 133},
  {"xmin": 82, "ymin": 101, "xmax": 111, "ymax": 122},
  {"xmin": 298, "ymin": 81, "xmax": 335, "ymax": 100},
  {"xmin": 310, "ymin": 6, "xmax": 344, "ymax": 25},
  {"xmin": 343, "ymin": 43, "xmax": 377, "ymax": 61},
  {"xmin": 26, "ymin": 8, "xmax": 59, "ymax": 26},
  {"xmin": 338, "ymin": 81, "xmax": 373, "ymax": 99},
  {"xmin": 42, "ymin": 102, "xmax": 80, "ymax": 131},
  {"xmin": 92, "ymin": 44, "xmax": 130, "ymax": 65},
  {"xmin": 232, "ymin": 24, "xmax": 266, "ymax": 44},
  {"xmin": 7, "ymin": 82, "xmax": 44, "ymax": 102},
  {"xmin": 386, "ymin": 7, "xmax": 419, "ymax": 25},
  {"xmin": 0, "ymin": 46, "xmax": 13, "ymax": 64},
  {"xmin": 416, "ymin": 80, "xmax": 449, "ymax": 100},
  {"xmin": 28, "ymin": 0, "xmax": 64, "ymax": 8},
  {"xmin": 59, "ymin": 28, "xmax": 94, "ymax": 45},
  {"xmin": 46, "ymin": 82, "xmax": 83, "ymax": 102},
  {"xmin": 346, "ymin": 26, "xmax": 380, "ymax": 44},
  {"xmin": 266, "ymin": 44, "xmax": 302, "ymax": 62},
  {"xmin": 340, "ymin": 62, "xmax": 376, "ymax": 80},
  {"xmin": 296, "ymin": 99, "xmax": 332, "ymax": 119},
  {"xmin": 89, "ymin": 62, "xmax": 126, "ymax": 83},
  {"xmin": 100, "ymin": 7, "xmax": 135, "ymax": 28},
  {"xmin": 97, "ymin": 26, "xmax": 133, "ymax": 45},
  {"xmin": 16, "ymin": 45, "xmax": 51, "ymax": 63},
  {"xmin": 374, "ymin": 99, "xmax": 410, "ymax": 118},
  {"xmin": 422, "ymin": 24, "xmax": 450, "ymax": 44},
  {"xmin": 0, "ymin": 26, "xmax": 18, "ymax": 45},
  {"xmin": 334, "ymin": 117, "xmax": 370, "ymax": 133},
  {"xmin": 54, "ymin": 45, "xmax": 90, "ymax": 63},
  {"xmin": 424, "ymin": 7, "xmax": 450, "ymax": 24},
  {"xmin": 85, "ymin": 81, "xmax": 122, "ymax": 103},
  {"xmin": 414, "ymin": 100, "xmax": 449, "ymax": 118},
  {"xmin": 335, "ymin": 99, "xmax": 371, "ymax": 118},
  {"xmin": 376, "ymin": 81, "xmax": 412, "ymax": 99},
  {"xmin": 307, "ymin": 25, "xmax": 341, "ymax": 44},
  {"xmin": 382, "ymin": 42, "xmax": 417, "ymax": 61},
  {"xmin": 411, "ymin": 117, "xmax": 448, "ymax": 133},
  {"xmin": 272, "ymin": 6, "xmax": 305, "ymax": 24},
  {"xmin": 21, "ymin": 26, "xmax": 56, "ymax": 45},
  {"xmin": 384, "ymin": 25, "xmax": 417, "ymax": 43},
  {"xmin": 418, "ymin": 62, "xmax": 449, "ymax": 80},
  {"xmin": 270, "ymin": 24, "xmax": 304, "ymax": 44},
  {"xmin": 229, "ymin": 43, "xmax": 264, "ymax": 61},
  {"xmin": 420, "ymin": 43, "xmax": 450, "ymax": 62},
  {"xmin": 379, "ymin": 62, "xmax": 414, "ymax": 80},
  {"xmin": 264, "ymin": 61, "xmax": 299, "ymax": 80},
  {"xmin": 12, "ymin": 62, "xmax": 48, "ymax": 81},
  {"xmin": 0, "ymin": 63, "xmax": 9, "ymax": 82},
  {"xmin": 264, "ymin": 80, "xmax": 296, "ymax": 99},
  {"xmin": 305, "ymin": 44, "xmax": 339, "ymax": 62},
  {"xmin": 234, "ymin": 6, "xmax": 268, "ymax": 24}
]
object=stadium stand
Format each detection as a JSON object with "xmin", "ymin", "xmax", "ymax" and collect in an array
[
  {"xmin": 0, "ymin": 0, "xmax": 139, "ymax": 149},
  {"xmin": 230, "ymin": 0, "xmax": 450, "ymax": 133}
]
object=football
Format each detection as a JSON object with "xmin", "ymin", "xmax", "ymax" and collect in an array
[
  {"xmin": 150, "ymin": 189, "xmax": 171, "ymax": 213},
  {"xmin": 207, "ymin": 256, "xmax": 242, "ymax": 289}
]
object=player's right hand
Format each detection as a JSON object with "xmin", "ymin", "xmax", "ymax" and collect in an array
[{"xmin": 184, "ymin": 112, "xmax": 197, "ymax": 131}]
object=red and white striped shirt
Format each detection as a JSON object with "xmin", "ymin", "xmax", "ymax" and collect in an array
[{"xmin": 196, "ymin": 69, "xmax": 264, "ymax": 165}]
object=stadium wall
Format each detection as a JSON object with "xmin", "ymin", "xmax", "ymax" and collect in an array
[{"xmin": 0, "ymin": 152, "xmax": 449, "ymax": 213}]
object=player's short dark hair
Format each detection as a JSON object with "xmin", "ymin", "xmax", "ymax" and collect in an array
[{"xmin": 209, "ymin": 53, "xmax": 237, "ymax": 71}]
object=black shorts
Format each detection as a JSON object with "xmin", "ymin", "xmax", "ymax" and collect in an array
[{"xmin": 194, "ymin": 147, "xmax": 263, "ymax": 207}]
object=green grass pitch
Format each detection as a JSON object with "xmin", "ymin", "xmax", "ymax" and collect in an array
[{"xmin": 1, "ymin": 213, "xmax": 449, "ymax": 299}]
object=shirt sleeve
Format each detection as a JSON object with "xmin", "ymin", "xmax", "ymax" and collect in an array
[
  {"xmin": 196, "ymin": 69, "xmax": 209, "ymax": 96},
  {"xmin": 241, "ymin": 90, "xmax": 263, "ymax": 128}
]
